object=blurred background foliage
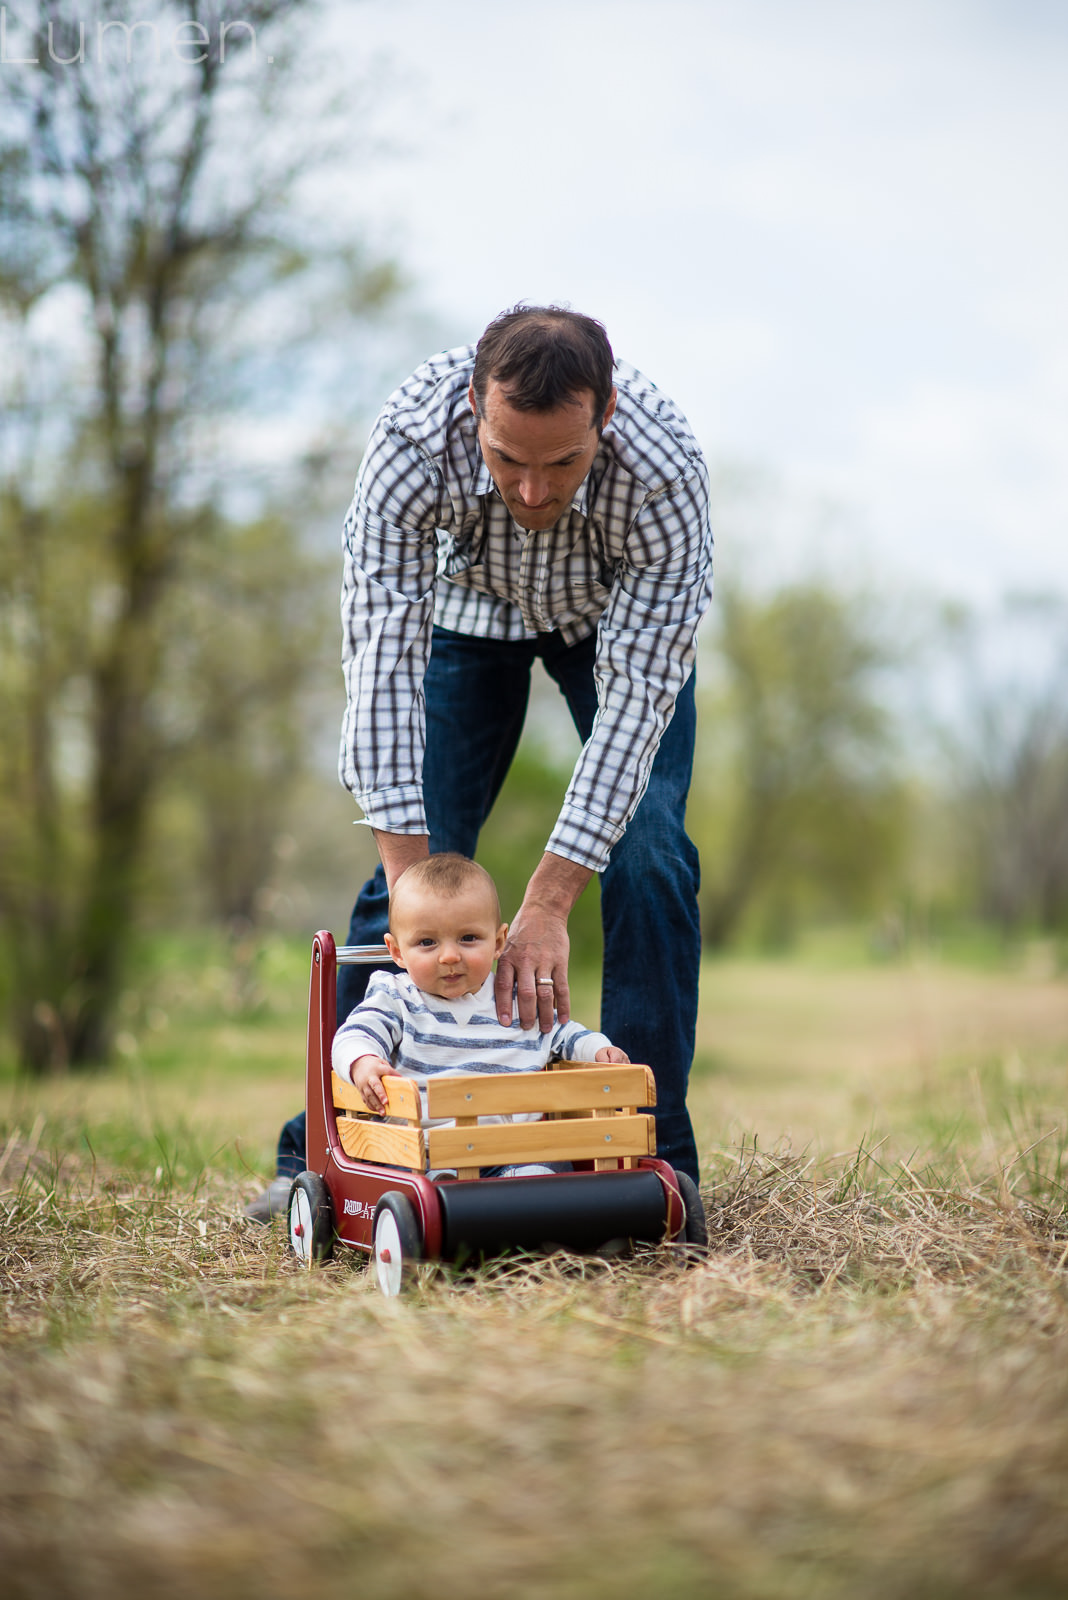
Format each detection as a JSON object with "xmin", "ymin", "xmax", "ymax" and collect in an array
[{"xmin": 2, "ymin": 2, "xmax": 1068, "ymax": 1076}]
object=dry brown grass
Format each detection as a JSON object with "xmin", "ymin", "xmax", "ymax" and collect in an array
[{"xmin": 1, "ymin": 949, "xmax": 1067, "ymax": 1599}]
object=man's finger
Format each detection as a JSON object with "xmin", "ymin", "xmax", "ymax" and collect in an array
[
  {"xmin": 534, "ymin": 974, "xmax": 556, "ymax": 1032},
  {"xmin": 515, "ymin": 969, "xmax": 539, "ymax": 1031},
  {"xmin": 552, "ymin": 969, "xmax": 571, "ymax": 1026},
  {"xmin": 495, "ymin": 960, "xmax": 516, "ymax": 1027}
]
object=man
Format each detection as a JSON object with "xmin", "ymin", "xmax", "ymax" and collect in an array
[{"xmin": 251, "ymin": 305, "xmax": 712, "ymax": 1218}]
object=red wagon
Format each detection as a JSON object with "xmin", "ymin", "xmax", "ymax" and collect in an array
[{"xmin": 286, "ymin": 932, "xmax": 707, "ymax": 1295}]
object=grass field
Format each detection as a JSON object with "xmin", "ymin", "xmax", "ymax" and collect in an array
[{"xmin": 2, "ymin": 936, "xmax": 1067, "ymax": 1599}]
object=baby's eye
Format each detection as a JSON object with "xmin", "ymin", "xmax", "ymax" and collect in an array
[
  {"xmin": 459, "ymin": 934, "xmax": 481, "ymax": 944},
  {"xmin": 416, "ymin": 938, "xmax": 436, "ymax": 948}
]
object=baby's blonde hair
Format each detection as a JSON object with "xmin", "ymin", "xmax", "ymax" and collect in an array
[{"xmin": 388, "ymin": 853, "xmax": 501, "ymax": 930}]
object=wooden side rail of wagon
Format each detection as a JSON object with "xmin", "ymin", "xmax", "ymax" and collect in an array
[{"xmin": 331, "ymin": 1060, "xmax": 657, "ymax": 1179}]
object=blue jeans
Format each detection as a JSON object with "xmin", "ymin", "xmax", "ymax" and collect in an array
[{"xmin": 278, "ymin": 625, "xmax": 702, "ymax": 1185}]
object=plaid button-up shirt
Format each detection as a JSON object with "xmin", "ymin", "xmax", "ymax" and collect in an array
[{"xmin": 339, "ymin": 344, "xmax": 714, "ymax": 871}]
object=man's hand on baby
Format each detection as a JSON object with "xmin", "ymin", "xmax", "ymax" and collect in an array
[
  {"xmin": 594, "ymin": 1046, "xmax": 629, "ymax": 1064},
  {"xmin": 351, "ymin": 1054, "xmax": 395, "ymax": 1114}
]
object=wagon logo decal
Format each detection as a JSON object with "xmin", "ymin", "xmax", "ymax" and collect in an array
[{"xmin": 344, "ymin": 1198, "xmax": 374, "ymax": 1219}]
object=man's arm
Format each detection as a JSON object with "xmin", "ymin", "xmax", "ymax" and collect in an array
[
  {"xmin": 545, "ymin": 472, "xmax": 713, "ymax": 873},
  {"xmin": 373, "ymin": 829, "xmax": 430, "ymax": 893},
  {"xmin": 494, "ymin": 851, "xmax": 593, "ymax": 1031},
  {"xmin": 338, "ymin": 412, "xmax": 443, "ymax": 838},
  {"xmin": 500, "ymin": 470, "xmax": 712, "ymax": 1029}
]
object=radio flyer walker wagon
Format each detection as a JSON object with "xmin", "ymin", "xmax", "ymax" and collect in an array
[{"xmin": 287, "ymin": 932, "xmax": 707, "ymax": 1295}]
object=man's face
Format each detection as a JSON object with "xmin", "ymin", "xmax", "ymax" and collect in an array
[
  {"xmin": 470, "ymin": 378, "xmax": 617, "ymax": 531},
  {"xmin": 384, "ymin": 883, "xmax": 507, "ymax": 1001}
]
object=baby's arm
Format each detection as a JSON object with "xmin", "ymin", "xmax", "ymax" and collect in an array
[
  {"xmin": 331, "ymin": 975, "xmax": 406, "ymax": 1113},
  {"xmin": 551, "ymin": 1016, "xmax": 629, "ymax": 1065},
  {"xmin": 350, "ymin": 1054, "xmax": 396, "ymax": 1114}
]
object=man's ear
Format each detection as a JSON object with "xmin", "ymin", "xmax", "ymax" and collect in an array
[
  {"xmin": 601, "ymin": 386, "xmax": 618, "ymax": 429},
  {"xmin": 468, "ymin": 380, "xmax": 478, "ymax": 417},
  {"xmin": 384, "ymin": 932, "xmax": 406, "ymax": 969},
  {"xmin": 495, "ymin": 923, "xmax": 508, "ymax": 957}
]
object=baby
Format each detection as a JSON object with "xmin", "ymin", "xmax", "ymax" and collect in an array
[{"xmin": 331, "ymin": 853, "xmax": 628, "ymax": 1175}]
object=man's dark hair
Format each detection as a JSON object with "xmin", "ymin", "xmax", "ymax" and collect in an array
[{"xmin": 472, "ymin": 305, "xmax": 615, "ymax": 427}]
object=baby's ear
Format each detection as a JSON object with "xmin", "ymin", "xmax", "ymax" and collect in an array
[
  {"xmin": 494, "ymin": 923, "xmax": 508, "ymax": 956},
  {"xmin": 384, "ymin": 932, "xmax": 405, "ymax": 968}
]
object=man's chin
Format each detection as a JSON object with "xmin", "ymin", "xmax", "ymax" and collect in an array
[{"xmin": 509, "ymin": 503, "xmax": 558, "ymax": 530}]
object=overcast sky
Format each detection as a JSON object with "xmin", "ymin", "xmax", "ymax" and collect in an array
[{"xmin": 323, "ymin": 0, "xmax": 1068, "ymax": 606}]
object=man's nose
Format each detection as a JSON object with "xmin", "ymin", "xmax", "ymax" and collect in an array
[{"xmin": 518, "ymin": 472, "xmax": 549, "ymax": 506}]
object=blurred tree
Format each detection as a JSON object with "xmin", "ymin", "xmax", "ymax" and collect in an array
[
  {"xmin": 695, "ymin": 584, "xmax": 909, "ymax": 949},
  {"xmin": 154, "ymin": 507, "xmax": 336, "ymax": 926},
  {"xmin": 0, "ymin": 0, "xmax": 398, "ymax": 1069},
  {"xmin": 943, "ymin": 597, "xmax": 1068, "ymax": 934}
]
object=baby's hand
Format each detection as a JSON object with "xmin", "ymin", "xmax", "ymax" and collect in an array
[
  {"xmin": 594, "ymin": 1045, "xmax": 630, "ymax": 1064},
  {"xmin": 351, "ymin": 1054, "xmax": 395, "ymax": 1114}
]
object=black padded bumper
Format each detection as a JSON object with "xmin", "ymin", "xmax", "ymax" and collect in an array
[{"xmin": 436, "ymin": 1168, "xmax": 668, "ymax": 1258}]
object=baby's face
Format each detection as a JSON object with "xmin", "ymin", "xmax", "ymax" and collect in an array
[{"xmin": 385, "ymin": 883, "xmax": 507, "ymax": 1000}]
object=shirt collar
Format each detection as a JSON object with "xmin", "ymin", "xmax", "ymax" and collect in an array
[
  {"xmin": 571, "ymin": 473, "xmax": 593, "ymax": 517},
  {"xmin": 415, "ymin": 972, "xmax": 496, "ymax": 1016},
  {"xmin": 471, "ymin": 452, "xmax": 495, "ymax": 499}
]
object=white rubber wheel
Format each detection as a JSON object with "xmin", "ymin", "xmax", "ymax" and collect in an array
[
  {"xmin": 287, "ymin": 1173, "xmax": 333, "ymax": 1266},
  {"xmin": 373, "ymin": 1192, "xmax": 422, "ymax": 1296}
]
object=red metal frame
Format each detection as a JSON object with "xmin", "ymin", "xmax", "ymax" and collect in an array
[
  {"xmin": 303, "ymin": 931, "xmax": 684, "ymax": 1263},
  {"xmin": 305, "ymin": 931, "xmax": 444, "ymax": 1259}
]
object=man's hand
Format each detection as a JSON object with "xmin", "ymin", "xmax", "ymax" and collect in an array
[
  {"xmin": 495, "ymin": 852, "xmax": 594, "ymax": 1032},
  {"xmin": 372, "ymin": 830, "xmax": 429, "ymax": 893},
  {"xmin": 496, "ymin": 903, "xmax": 571, "ymax": 1033},
  {"xmin": 351, "ymin": 1053, "xmax": 396, "ymax": 1114}
]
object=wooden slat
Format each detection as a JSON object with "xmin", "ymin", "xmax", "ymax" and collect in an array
[
  {"xmin": 428, "ymin": 1113, "xmax": 654, "ymax": 1171},
  {"xmin": 337, "ymin": 1117, "xmax": 425, "ymax": 1170},
  {"xmin": 332, "ymin": 1070, "xmax": 421, "ymax": 1123},
  {"xmin": 594, "ymin": 1107, "xmax": 615, "ymax": 1171},
  {"xmin": 426, "ymin": 1065, "xmax": 655, "ymax": 1120},
  {"xmin": 453, "ymin": 1115, "xmax": 478, "ymax": 1181}
]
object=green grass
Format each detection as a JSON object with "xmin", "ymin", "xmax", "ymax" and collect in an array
[{"xmin": 2, "ymin": 936, "xmax": 1067, "ymax": 1598}]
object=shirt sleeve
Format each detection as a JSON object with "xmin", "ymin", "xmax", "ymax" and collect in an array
[
  {"xmin": 550, "ymin": 1019, "xmax": 613, "ymax": 1061},
  {"xmin": 337, "ymin": 412, "xmax": 445, "ymax": 833},
  {"xmin": 331, "ymin": 976, "xmax": 406, "ymax": 1081},
  {"xmin": 546, "ymin": 457, "xmax": 714, "ymax": 870}
]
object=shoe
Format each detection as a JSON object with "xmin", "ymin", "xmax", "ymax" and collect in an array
[{"xmin": 244, "ymin": 1175, "xmax": 294, "ymax": 1224}]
